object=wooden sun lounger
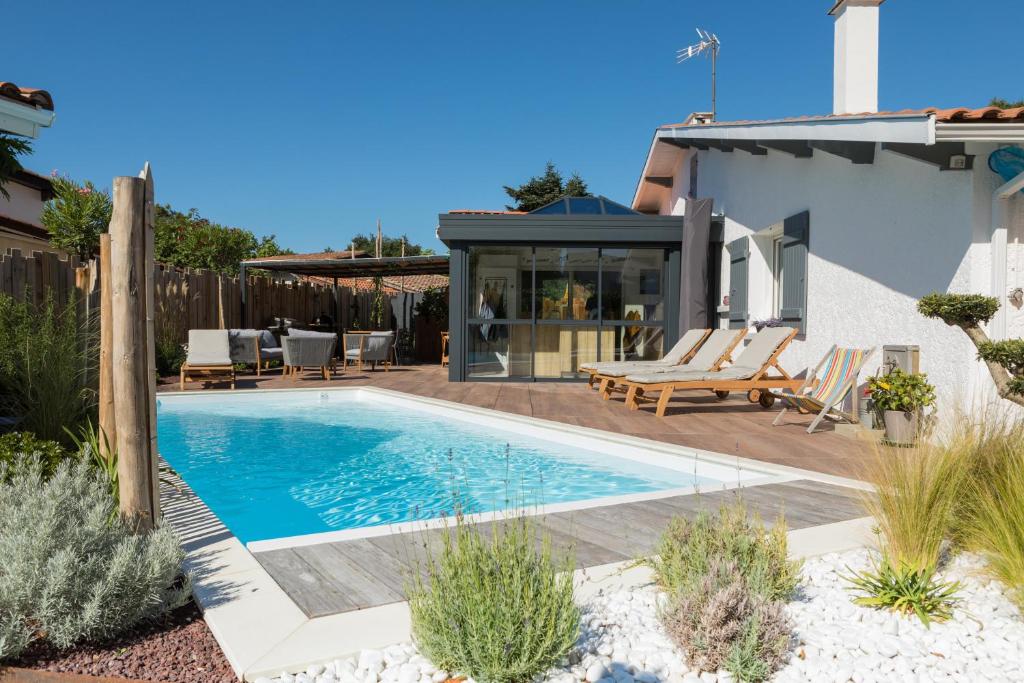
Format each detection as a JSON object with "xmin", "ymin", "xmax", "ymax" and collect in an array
[
  {"xmin": 586, "ymin": 328, "xmax": 712, "ymax": 391},
  {"xmin": 622, "ymin": 327, "xmax": 806, "ymax": 417},
  {"xmin": 597, "ymin": 328, "xmax": 744, "ymax": 400}
]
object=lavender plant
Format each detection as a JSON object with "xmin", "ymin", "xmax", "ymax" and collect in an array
[{"xmin": 0, "ymin": 456, "xmax": 189, "ymax": 660}]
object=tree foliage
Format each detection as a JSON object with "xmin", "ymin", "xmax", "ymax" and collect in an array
[
  {"xmin": 990, "ymin": 97, "xmax": 1024, "ymax": 109},
  {"xmin": 918, "ymin": 292, "xmax": 1024, "ymax": 405},
  {"xmin": 41, "ymin": 175, "xmax": 114, "ymax": 259},
  {"xmin": 0, "ymin": 134, "xmax": 32, "ymax": 201},
  {"xmin": 347, "ymin": 233, "xmax": 434, "ymax": 257},
  {"xmin": 154, "ymin": 205, "xmax": 292, "ymax": 275},
  {"xmin": 503, "ymin": 162, "xmax": 591, "ymax": 212}
]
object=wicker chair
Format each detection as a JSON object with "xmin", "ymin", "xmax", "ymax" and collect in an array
[
  {"xmin": 342, "ymin": 331, "xmax": 395, "ymax": 372},
  {"xmin": 282, "ymin": 331, "xmax": 337, "ymax": 380}
]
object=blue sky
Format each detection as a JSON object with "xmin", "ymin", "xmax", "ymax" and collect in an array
[{"xmin": 7, "ymin": 1, "xmax": 1022, "ymax": 253}]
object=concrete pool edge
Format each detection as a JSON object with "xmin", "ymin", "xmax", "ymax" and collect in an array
[{"xmin": 158, "ymin": 387, "xmax": 877, "ymax": 680}]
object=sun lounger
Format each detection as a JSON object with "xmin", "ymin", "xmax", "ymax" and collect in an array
[
  {"xmin": 621, "ymin": 326, "xmax": 804, "ymax": 416},
  {"xmin": 591, "ymin": 328, "xmax": 746, "ymax": 400},
  {"xmin": 180, "ymin": 329, "xmax": 236, "ymax": 390},
  {"xmin": 773, "ymin": 345, "xmax": 875, "ymax": 433},
  {"xmin": 582, "ymin": 328, "xmax": 711, "ymax": 388}
]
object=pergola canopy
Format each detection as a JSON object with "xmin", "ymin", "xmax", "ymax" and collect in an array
[{"xmin": 240, "ymin": 254, "xmax": 450, "ymax": 278}]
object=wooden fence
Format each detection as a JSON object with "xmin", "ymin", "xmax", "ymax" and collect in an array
[{"xmin": 0, "ymin": 249, "xmax": 384, "ymax": 344}]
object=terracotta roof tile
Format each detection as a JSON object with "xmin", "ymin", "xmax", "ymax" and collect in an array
[
  {"xmin": 0, "ymin": 82, "xmax": 54, "ymax": 111},
  {"xmin": 256, "ymin": 249, "xmax": 366, "ymax": 262},
  {"xmin": 660, "ymin": 106, "xmax": 1024, "ymax": 129}
]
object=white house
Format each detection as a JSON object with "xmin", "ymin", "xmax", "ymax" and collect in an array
[
  {"xmin": 632, "ymin": 0, "xmax": 1024, "ymax": 410},
  {"xmin": 0, "ymin": 81, "xmax": 57, "ymax": 255}
]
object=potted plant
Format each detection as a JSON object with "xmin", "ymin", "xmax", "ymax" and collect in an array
[{"xmin": 868, "ymin": 369, "xmax": 936, "ymax": 445}]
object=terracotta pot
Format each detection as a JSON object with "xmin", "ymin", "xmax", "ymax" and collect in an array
[{"xmin": 883, "ymin": 409, "xmax": 919, "ymax": 445}]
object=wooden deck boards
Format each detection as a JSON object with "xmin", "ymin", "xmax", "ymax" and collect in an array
[{"xmin": 254, "ymin": 479, "xmax": 867, "ymax": 618}]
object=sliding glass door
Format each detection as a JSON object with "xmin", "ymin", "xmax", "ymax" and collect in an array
[{"xmin": 465, "ymin": 245, "xmax": 666, "ymax": 380}]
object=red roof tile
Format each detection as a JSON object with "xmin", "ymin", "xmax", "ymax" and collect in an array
[
  {"xmin": 661, "ymin": 106, "xmax": 1024, "ymax": 129},
  {"xmin": 0, "ymin": 82, "xmax": 54, "ymax": 111}
]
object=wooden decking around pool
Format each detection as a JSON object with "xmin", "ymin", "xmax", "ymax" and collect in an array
[
  {"xmin": 159, "ymin": 364, "xmax": 874, "ymax": 479},
  {"xmin": 252, "ymin": 478, "xmax": 866, "ymax": 618}
]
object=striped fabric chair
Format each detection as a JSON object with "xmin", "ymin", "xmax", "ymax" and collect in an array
[{"xmin": 772, "ymin": 345, "xmax": 875, "ymax": 434}]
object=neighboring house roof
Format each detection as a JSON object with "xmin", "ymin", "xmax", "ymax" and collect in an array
[
  {"xmin": 301, "ymin": 273, "xmax": 448, "ymax": 295},
  {"xmin": 256, "ymin": 249, "xmax": 366, "ymax": 261},
  {"xmin": 10, "ymin": 169, "xmax": 55, "ymax": 201},
  {"xmin": 0, "ymin": 82, "xmax": 55, "ymax": 111}
]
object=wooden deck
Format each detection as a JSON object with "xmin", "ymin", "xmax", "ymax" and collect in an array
[
  {"xmin": 253, "ymin": 478, "xmax": 866, "ymax": 618},
  {"xmin": 160, "ymin": 364, "xmax": 873, "ymax": 479}
]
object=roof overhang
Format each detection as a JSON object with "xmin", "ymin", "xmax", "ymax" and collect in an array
[
  {"xmin": 239, "ymin": 254, "xmax": 450, "ymax": 278},
  {"xmin": 0, "ymin": 98, "xmax": 56, "ymax": 138},
  {"xmin": 438, "ymin": 212, "xmax": 685, "ymax": 245}
]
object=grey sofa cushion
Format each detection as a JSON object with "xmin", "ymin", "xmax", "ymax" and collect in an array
[{"xmin": 259, "ymin": 329, "xmax": 278, "ymax": 349}]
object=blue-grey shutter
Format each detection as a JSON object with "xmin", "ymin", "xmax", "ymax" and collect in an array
[
  {"xmin": 780, "ymin": 210, "xmax": 809, "ymax": 333},
  {"xmin": 727, "ymin": 236, "xmax": 749, "ymax": 329}
]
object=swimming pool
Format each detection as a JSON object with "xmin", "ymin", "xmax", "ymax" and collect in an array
[{"xmin": 157, "ymin": 389, "xmax": 776, "ymax": 545}]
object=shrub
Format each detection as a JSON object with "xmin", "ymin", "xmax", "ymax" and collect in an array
[
  {"xmin": 155, "ymin": 335, "xmax": 186, "ymax": 376},
  {"xmin": 406, "ymin": 514, "xmax": 579, "ymax": 683},
  {"xmin": 663, "ymin": 560, "xmax": 790, "ymax": 682},
  {"xmin": 917, "ymin": 292, "xmax": 1000, "ymax": 328},
  {"xmin": 40, "ymin": 175, "xmax": 113, "ymax": 260},
  {"xmin": 652, "ymin": 501, "xmax": 797, "ymax": 682},
  {"xmin": 648, "ymin": 500, "xmax": 800, "ymax": 602},
  {"xmin": 0, "ymin": 456, "xmax": 189, "ymax": 660},
  {"xmin": 966, "ymin": 441, "xmax": 1024, "ymax": 609},
  {"xmin": 868, "ymin": 369, "xmax": 936, "ymax": 414},
  {"xmin": 0, "ymin": 432, "xmax": 68, "ymax": 483},
  {"xmin": 0, "ymin": 293, "xmax": 96, "ymax": 445},
  {"xmin": 846, "ymin": 558, "xmax": 960, "ymax": 627}
]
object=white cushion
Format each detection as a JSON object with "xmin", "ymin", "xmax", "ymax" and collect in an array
[{"xmin": 186, "ymin": 330, "xmax": 231, "ymax": 366}]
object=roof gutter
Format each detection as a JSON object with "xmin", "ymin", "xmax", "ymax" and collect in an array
[
  {"xmin": 935, "ymin": 123, "xmax": 1024, "ymax": 143},
  {"xmin": 656, "ymin": 114, "xmax": 933, "ymax": 144},
  {"xmin": 0, "ymin": 99, "xmax": 55, "ymax": 138}
]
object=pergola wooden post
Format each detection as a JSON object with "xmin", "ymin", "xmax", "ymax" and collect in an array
[{"xmin": 104, "ymin": 166, "xmax": 159, "ymax": 530}]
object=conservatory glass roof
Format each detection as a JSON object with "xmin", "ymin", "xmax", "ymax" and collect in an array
[{"xmin": 529, "ymin": 195, "xmax": 639, "ymax": 215}]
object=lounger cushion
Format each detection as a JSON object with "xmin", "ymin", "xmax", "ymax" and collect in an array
[
  {"xmin": 732, "ymin": 326, "xmax": 795, "ymax": 369},
  {"xmin": 683, "ymin": 328, "xmax": 744, "ymax": 371},
  {"xmin": 625, "ymin": 365, "xmax": 759, "ymax": 384},
  {"xmin": 662, "ymin": 328, "xmax": 709, "ymax": 365},
  {"xmin": 581, "ymin": 328, "xmax": 709, "ymax": 372},
  {"xmin": 185, "ymin": 330, "xmax": 232, "ymax": 366}
]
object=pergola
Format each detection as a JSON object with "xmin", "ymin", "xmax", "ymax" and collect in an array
[{"xmin": 238, "ymin": 253, "xmax": 449, "ymax": 327}]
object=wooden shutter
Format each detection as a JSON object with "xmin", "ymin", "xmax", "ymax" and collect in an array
[
  {"xmin": 727, "ymin": 236, "xmax": 749, "ymax": 329},
  {"xmin": 780, "ymin": 210, "xmax": 810, "ymax": 333}
]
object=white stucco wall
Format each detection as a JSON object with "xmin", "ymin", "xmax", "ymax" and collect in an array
[
  {"xmin": 1, "ymin": 180, "xmax": 46, "ymax": 225},
  {"xmin": 662, "ymin": 142, "xmax": 1017, "ymax": 413}
]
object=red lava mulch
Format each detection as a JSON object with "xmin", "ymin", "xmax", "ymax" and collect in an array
[{"xmin": 6, "ymin": 602, "xmax": 236, "ymax": 683}]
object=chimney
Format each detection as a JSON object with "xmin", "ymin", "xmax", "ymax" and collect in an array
[{"xmin": 830, "ymin": 0, "xmax": 883, "ymax": 115}]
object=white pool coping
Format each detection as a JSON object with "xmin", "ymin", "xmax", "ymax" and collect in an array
[{"xmin": 159, "ymin": 386, "xmax": 875, "ymax": 681}]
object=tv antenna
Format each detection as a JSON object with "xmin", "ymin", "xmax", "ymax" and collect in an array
[{"xmin": 677, "ymin": 28, "xmax": 721, "ymax": 121}]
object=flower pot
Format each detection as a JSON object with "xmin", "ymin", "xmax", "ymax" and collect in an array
[{"xmin": 883, "ymin": 409, "xmax": 919, "ymax": 445}]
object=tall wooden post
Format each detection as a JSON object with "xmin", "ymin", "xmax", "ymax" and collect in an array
[
  {"xmin": 98, "ymin": 234, "xmax": 117, "ymax": 459},
  {"xmin": 109, "ymin": 175, "xmax": 154, "ymax": 530},
  {"xmin": 141, "ymin": 164, "xmax": 160, "ymax": 521}
]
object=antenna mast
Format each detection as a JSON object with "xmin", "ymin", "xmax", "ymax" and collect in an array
[{"xmin": 677, "ymin": 28, "xmax": 721, "ymax": 121}]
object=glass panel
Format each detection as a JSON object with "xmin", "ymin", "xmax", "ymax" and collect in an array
[
  {"xmin": 600, "ymin": 248, "xmax": 665, "ymax": 322},
  {"xmin": 468, "ymin": 246, "xmax": 532, "ymax": 321},
  {"xmin": 567, "ymin": 196, "xmax": 603, "ymax": 214},
  {"xmin": 601, "ymin": 325, "xmax": 664, "ymax": 362},
  {"xmin": 602, "ymin": 200, "xmax": 637, "ymax": 215},
  {"xmin": 467, "ymin": 324, "xmax": 531, "ymax": 378},
  {"xmin": 534, "ymin": 248, "xmax": 599, "ymax": 320},
  {"xmin": 530, "ymin": 199, "xmax": 568, "ymax": 214},
  {"xmin": 533, "ymin": 325, "xmax": 601, "ymax": 378}
]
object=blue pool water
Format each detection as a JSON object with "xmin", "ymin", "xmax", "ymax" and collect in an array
[{"xmin": 157, "ymin": 392, "xmax": 715, "ymax": 543}]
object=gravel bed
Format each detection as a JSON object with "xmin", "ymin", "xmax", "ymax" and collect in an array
[
  {"xmin": 8, "ymin": 601, "xmax": 236, "ymax": 683},
  {"xmin": 263, "ymin": 550, "xmax": 1024, "ymax": 683}
]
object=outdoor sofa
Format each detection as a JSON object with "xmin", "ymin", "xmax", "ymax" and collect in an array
[{"xmin": 228, "ymin": 329, "xmax": 283, "ymax": 375}]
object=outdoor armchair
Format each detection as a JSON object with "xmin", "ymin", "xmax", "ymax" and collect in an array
[
  {"xmin": 180, "ymin": 329, "xmax": 235, "ymax": 390},
  {"xmin": 773, "ymin": 345, "xmax": 875, "ymax": 434},
  {"xmin": 342, "ymin": 331, "xmax": 395, "ymax": 372},
  {"xmin": 282, "ymin": 330, "xmax": 338, "ymax": 380},
  {"xmin": 228, "ymin": 329, "xmax": 284, "ymax": 376}
]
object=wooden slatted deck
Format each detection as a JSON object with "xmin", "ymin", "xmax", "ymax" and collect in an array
[{"xmin": 253, "ymin": 479, "xmax": 866, "ymax": 618}]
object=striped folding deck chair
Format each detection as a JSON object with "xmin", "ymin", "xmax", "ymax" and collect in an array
[{"xmin": 772, "ymin": 345, "xmax": 875, "ymax": 434}]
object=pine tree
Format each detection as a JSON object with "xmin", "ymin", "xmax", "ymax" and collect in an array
[{"xmin": 503, "ymin": 162, "xmax": 591, "ymax": 212}]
